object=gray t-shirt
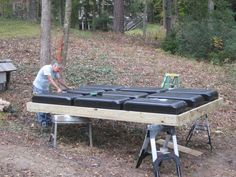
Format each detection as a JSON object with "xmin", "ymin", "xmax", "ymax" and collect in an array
[{"xmin": 33, "ymin": 65, "xmax": 60, "ymax": 91}]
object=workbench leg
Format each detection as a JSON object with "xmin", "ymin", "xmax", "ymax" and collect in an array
[
  {"xmin": 172, "ymin": 134, "xmax": 179, "ymax": 157},
  {"xmin": 88, "ymin": 122, "xmax": 93, "ymax": 147},
  {"xmin": 136, "ymin": 130, "xmax": 150, "ymax": 168},
  {"xmin": 53, "ymin": 123, "xmax": 58, "ymax": 148},
  {"xmin": 162, "ymin": 134, "xmax": 171, "ymax": 152},
  {"xmin": 185, "ymin": 124, "xmax": 196, "ymax": 146}
]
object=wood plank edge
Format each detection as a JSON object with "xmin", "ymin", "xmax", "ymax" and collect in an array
[{"xmin": 156, "ymin": 139, "xmax": 203, "ymax": 157}]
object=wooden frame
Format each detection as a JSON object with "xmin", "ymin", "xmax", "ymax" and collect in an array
[{"xmin": 26, "ymin": 98, "xmax": 223, "ymax": 126}]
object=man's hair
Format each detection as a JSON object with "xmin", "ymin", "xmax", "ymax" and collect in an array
[{"xmin": 51, "ymin": 60, "xmax": 62, "ymax": 68}]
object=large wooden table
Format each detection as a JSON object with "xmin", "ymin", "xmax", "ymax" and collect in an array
[{"xmin": 27, "ymin": 98, "xmax": 222, "ymax": 126}]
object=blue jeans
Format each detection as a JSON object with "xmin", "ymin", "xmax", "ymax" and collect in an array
[{"xmin": 32, "ymin": 86, "xmax": 51, "ymax": 126}]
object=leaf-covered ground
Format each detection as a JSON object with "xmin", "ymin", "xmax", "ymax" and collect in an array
[{"xmin": 0, "ymin": 31, "xmax": 235, "ymax": 177}]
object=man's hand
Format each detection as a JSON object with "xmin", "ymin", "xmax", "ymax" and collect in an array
[
  {"xmin": 67, "ymin": 86, "xmax": 74, "ymax": 90},
  {"xmin": 57, "ymin": 88, "xmax": 62, "ymax": 93}
]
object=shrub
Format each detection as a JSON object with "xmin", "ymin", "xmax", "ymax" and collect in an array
[
  {"xmin": 161, "ymin": 30, "xmax": 179, "ymax": 54},
  {"xmin": 161, "ymin": 0, "xmax": 236, "ymax": 64},
  {"xmin": 93, "ymin": 12, "xmax": 111, "ymax": 31}
]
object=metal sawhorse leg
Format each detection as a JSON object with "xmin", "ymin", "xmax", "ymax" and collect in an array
[
  {"xmin": 185, "ymin": 114, "xmax": 212, "ymax": 151},
  {"xmin": 136, "ymin": 125, "xmax": 182, "ymax": 177},
  {"xmin": 49, "ymin": 115, "xmax": 93, "ymax": 148}
]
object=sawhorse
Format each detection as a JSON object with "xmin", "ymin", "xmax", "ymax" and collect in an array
[
  {"xmin": 186, "ymin": 114, "xmax": 213, "ymax": 151},
  {"xmin": 161, "ymin": 73, "xmax": 213, "ymax": 151},
  {"xmin": 136, "ymin": 125, "xmax": 182, "ymax": 177}
]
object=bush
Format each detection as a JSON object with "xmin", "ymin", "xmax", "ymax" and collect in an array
[
  {"xmin": 161, "ymin": 30, "xmax": 179, "ymax": 54},
  {"xmin": 161, "ymin": 0, "xmax": 236, "ymax": 64},
  {"xmin": 93, "ymin": 12, "xmax": 111, "ymax": 31}
]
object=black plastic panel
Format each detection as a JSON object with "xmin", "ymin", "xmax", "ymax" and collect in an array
[
  {"xmin": 119, "ymin": 87, "xmax": 167, "ymax": 94},
  {"xmin": 66, "ymin": 88, "xmax": 105, "ymax": 95},
  {"xmin": 74, "ymin": 95, "xmax": 130, "ymax": 110},
  {"xmin": 79, "ymin": 85, "xmax": 124, "ymax": 91},
  {"xmin": 102, "ymin": 91, "xmax": 148, "ymax": 99},
  {"xmin": 32, "ymin": 93, "xmax": 82, "ymax": 105},
  {"xmin": 167, "ymin": 88, "xmax": 218, "ymax": 101},
  {"xmin": 123, "ymin": 98, "xmax": 188, "ymax": 114},
  {"xmin": 148, "ymin": 92, "xmax": 205, "ymax": 107}
]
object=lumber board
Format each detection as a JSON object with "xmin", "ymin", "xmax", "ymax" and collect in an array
[
  {"xmin": 176, "ymin": 98, "xmax": 223, "ymax": 125},
  {"xmin": 27, "ymin": 102, "xmax": 178, "ymax": 126},
  {"xmin": 26, "ymin": 98, "xmax": 223, "ymax": 126},
  {"xmin": 156, "ymin": 139, "xmax": 203, "ymax": 156}
]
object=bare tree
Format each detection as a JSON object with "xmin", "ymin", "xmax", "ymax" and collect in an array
[
  {"xmin": 40, "ymin": 0, "xmax": 51, "ymax": 66},
  {"xmin": 208, "ymin": 0, "xmax": 214, "ymax": 29},
  {"xmin": 163, "ymin": 0, "xmax": 166, "ymax": 28},
  {"xmin": 172, "ymin": 0, "xmax": 178, "ymax": 24},
  {"xmin": 113, "ymin": 0, "xmax": 124, "ymax": 33},
  {"xmin": 101, "ymin": 0, "xmax": 105, "ymax": 13},
  {"xmin": 62, "ymin": 0, "xmax": 72, "ymax": 65},
  {"xmin": 208, "ymin": 0, "xmax": 214, "ymax": 12},
  {"xmin": 143, "ymin": 0, "xmax": 148, "ymax": 40},
  {"xmin": 165, "ymin": 0, "xmax": 172, "ymax": 36},
  {"xmin": 28, "ymin": 0, "xmax": 38, "ymax": 22},
  {"xmin": 59, "ymin": 0, "xmax": 65, "ymax": 26}
]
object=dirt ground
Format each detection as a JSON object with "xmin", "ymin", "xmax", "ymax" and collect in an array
[{"xmin": 0, "ymin": 33, "xmax": 236, "ymax": 177}]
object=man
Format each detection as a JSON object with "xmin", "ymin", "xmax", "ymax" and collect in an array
[{"xmin": 33, "ymin": 60, "xmax": 70, "ymax": 126}]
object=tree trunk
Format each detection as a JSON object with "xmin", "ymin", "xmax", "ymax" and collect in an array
[
  {"xmin": 162, "ymin": 0, "xmax": 166, "ymax": 28},
  {"xmin": 40, "ymin": 0, "xmax": 51, "ymax": 66},
  {"xmin": 143, "ymin": 0, "xmax": 148, "ymax": 40},
  {"xmin": 208, "ymin": 0, "xmax": 214, "ymax": 12},
  {"xmin": 172, "ymin": 0, "xmax": 178, "ymax": 24},
  {"xmin": 59, "ymin": 0, "xmax": 65, "ymax": 26},
  {"xmin": 165, "ymin": 0, "xmax": 172, "ymax": 36},
  {"xmin": 113, "ymin": 0, "xmax": 124, "ymax": 33},
  {"xmin": 62, "ymin": 0, "xmax": 72, "ymax": 66},
  {"xmin": 208, "ymin": 0, "xmax": 214, "ymax": 29},
  {"xmin": 101, "ymin": 0, "xmax": 105, "ymax": 13},
  {"xmin": 28, "ymin": 0, "xmax": 37, "ymax": 22},
  {"xmin": 92, "ymin": 0, "xmax": 96, "ymax": 31}
]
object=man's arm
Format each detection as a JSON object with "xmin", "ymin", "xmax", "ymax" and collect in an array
[
  {"xmin": 58, "ymin": 78, "xmax": 70, "ymax": 89},
  {"xmin": 47, "ymin": 75, "xmax": 62, "ymax": 92}
]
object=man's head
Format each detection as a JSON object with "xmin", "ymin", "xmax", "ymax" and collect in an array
[{"xmin": 51, "ymin": 60, "xmax": 61, "ymax": 72}]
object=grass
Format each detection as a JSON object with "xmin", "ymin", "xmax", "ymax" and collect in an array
[
  {"xmin": 0, "ymin": 18, "xmax": 40, "ymax": 39},
  {"xmin": 0, "ymin": 18, "xmax": 95, "ymax": 40},
  {"xmin": 70, "ymin": 28, "xmax": 94, "ymax": 39},
  {"xmin": 125, "ymin": 23, "xmax": 166, "ymax": 41}
]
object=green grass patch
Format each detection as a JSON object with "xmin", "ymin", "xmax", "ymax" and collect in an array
[
  {"xmin": 71, "ymin": 28, "xmax": 93, "ymax": 39},
  {"xmin": 0, "ymin": 18, "xmax": 40, "ymax": 39},
  {"xmin": 125, "ymin": 23, "xmax": 165, "ymax": 41}
]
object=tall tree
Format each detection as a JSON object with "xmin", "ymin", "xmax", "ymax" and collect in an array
[
  {"xmin": 60, "ymin": 0, "xmax": 65, "ymax": 26},
  {"xmin": 100, "ymin": 0, "xmax": 105, "ymax": 14},
  {"xmin": 208, "ymin": 0, "xmax": 214, "ymax": 29},
  {"xmin": 143, "ymin": 0, "xmax": 148, "ymax": 40},
  {"xmin": 172, "ymin": 0, "xmax": 178, "ymax": 24},
  {"xmin": 113, "ymin": 0, "xmax": 124, "ymax": 33},
  {"xmin": 163, "ymin": 0, "xmax": 166, "ymax": 28},
  {"xmin": 40, "ymin": 0, "xmax": 51, "ymax": 66},
  {"xmin": 28, "ymin": 0, "xmax": 38, "ymax": 22},
  {"xmin": 208, "ymin": 0, "xmax": 214, "ymax": 12},
  {"xmin": 62, "ymin": 0, "xmax": 72, "ymax": 65},
  {"xmin": 165, "ymin": 0, "xmax": 172, "ymax": 36}
]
